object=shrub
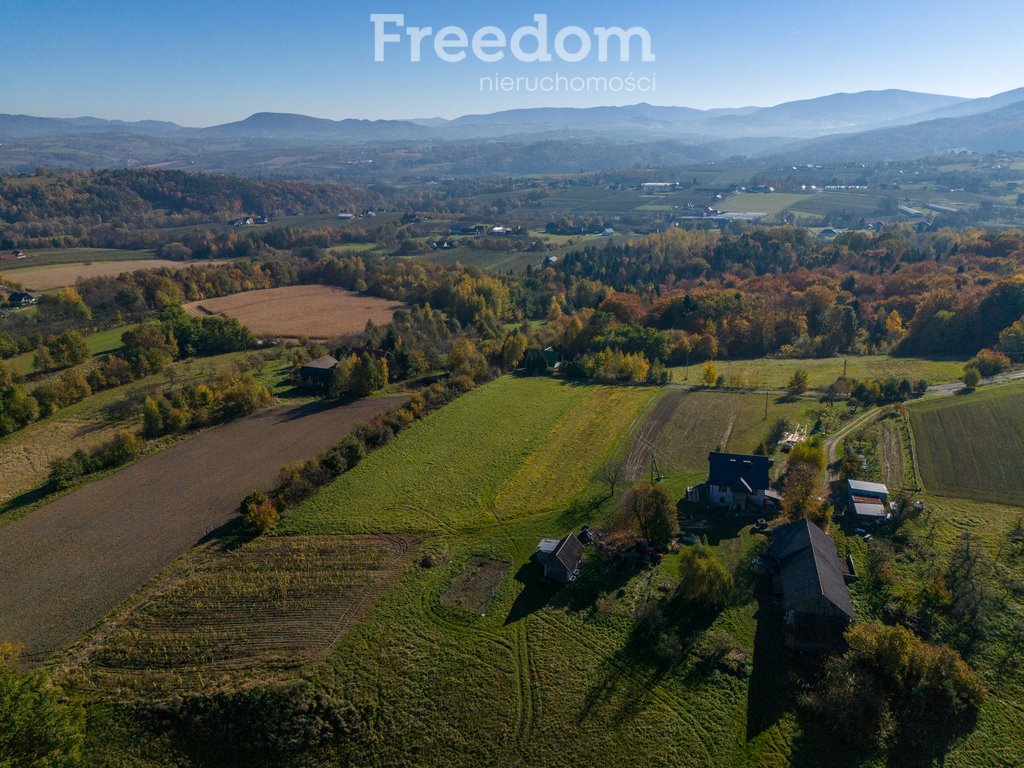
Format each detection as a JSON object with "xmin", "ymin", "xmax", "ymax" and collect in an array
[
  {"xmin": 239, "ymin": 491, "xmax": 278, "ymax": 534},
  {"xmin": 677, "ymin": 543, "xmax": 734, "ymax": 610},
  {"xmin": 0, "ymin": 643, "xmax": 85, "ymax": 767}
]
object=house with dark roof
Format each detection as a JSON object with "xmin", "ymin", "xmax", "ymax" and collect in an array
[
  {"xmin": 297, "ymin": 354, "xmax": 338, "ymax": 389},
  {"xmin": 6, "ymin": 291, "xmax": 37, "ymax": 308},
  {"xmin": 707, "ymin": 451, "xmax": 773, "ymax": 514},
  {"xmin": 768, "ymin": 519, "xmax": 854, "ymax": 651},
  {"xmin": 535, "ymin": 533, "xmax": 584, "ymax": 583}
]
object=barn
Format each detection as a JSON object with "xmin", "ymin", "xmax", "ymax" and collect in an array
[
  {"xmin": 768, "ymin": 519, "xmax": 854, "ymax": 651},
  {"xmin": 297, "ymin": 354, "xmax": 338, "ymax": 389}
]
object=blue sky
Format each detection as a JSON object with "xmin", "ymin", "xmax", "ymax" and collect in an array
[{"xmin": 2, "ymin": 0, "xmax": 1023, "ymax": 125}]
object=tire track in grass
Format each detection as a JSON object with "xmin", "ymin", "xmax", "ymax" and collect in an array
[
  {"xmin": 531, "ymin": 610, "xmax": 715, "ymax": 764},
  {"xmin": 513, "ymin": 619, "xmax": 534, "ymax": 752}
]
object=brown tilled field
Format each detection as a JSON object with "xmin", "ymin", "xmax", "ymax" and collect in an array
[
  {"xmin": 63, "ymin": 534, "xmax": 418, "ymax": 696},
  {"xmin": 0, "ymin": 394, "xmax": 407, "ymax": 661},
  {"xmin": 183, "ymin": 285, "xmax": 404, "ymax": 339}
]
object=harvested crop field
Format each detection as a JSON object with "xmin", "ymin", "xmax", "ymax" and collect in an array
[
  {"xmin": 183, "ymin": 285, "xmax": 404, "ymax": 339},
  {"xmin": 0, "ymin": 394, "xmax": 407, "ymax": 661},
  {"xmin": 7, "ymin": 259, "xmax": 220, "ymax": 290},
  {"xmin": 64, "ymin": 534, "xmax": 419, "ymax": 696}
]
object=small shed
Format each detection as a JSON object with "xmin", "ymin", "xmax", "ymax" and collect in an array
[
  {"xmin": 536, "ymin": 533, "xmax": 584, "ymax": 583},
  {"xmin": 298, "ymin": 354, "xmax": 338, "ymax": 389}
]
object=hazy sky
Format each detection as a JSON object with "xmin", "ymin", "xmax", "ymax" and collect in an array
[{"xmin": 2, "ymin": 0, "xmax": 1023, "ymax": 125}]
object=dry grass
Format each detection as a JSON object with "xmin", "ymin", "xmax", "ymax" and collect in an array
[
  {"xmin": 183, "ymin": 285, "xmax": 404, "ymax": 339},
  {"xmin": 61, "ymin": 535, "xmax": 419, "ymax": 697},
  {"xmin": 7, "ymin": 260, "xmax": 211, "ymax": 290},
  {"xmin": 0, "ymin": 419, "xmax": 130, "ymax": 504}
]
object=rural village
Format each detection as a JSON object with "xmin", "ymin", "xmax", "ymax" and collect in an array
[{"xmin": 2, "ymin": 19, "xmax": 1024, "ymax": 762}]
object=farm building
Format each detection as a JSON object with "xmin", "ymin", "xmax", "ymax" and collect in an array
[
  {"xmin": 298, "ymin": 354, "xmax": 338, "ymax": 389},
  {"xmin": 535, "ymin": 533, "xmax": 584, "ymax": 583},
  {"xmin": 1, "ymin": 250, "xmax": 26, "ymax": 260},
  {"xmin": 847, "ymin": 479, "xmax": 891, "ymax": 522},
  {"xmin": 707, "ymin": 451, "xmax": 773, "ymax": 514},
  {"xmin": 768, "ymin": 519, "xmax": 854, "ymax": 651}
]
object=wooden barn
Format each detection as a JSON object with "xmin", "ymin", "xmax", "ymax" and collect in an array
[
  {"xmin": 768, "ymin": 519, "xmax": 854, "ymax": 651},
  {"xmin": 297, "ymin": 354, "xmax": 338, "ymax": 389}
]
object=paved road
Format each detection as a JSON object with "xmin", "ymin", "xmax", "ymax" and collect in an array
[{"xmin": 0, "ymin": 395, "xmax": 405, "ymax": 662}]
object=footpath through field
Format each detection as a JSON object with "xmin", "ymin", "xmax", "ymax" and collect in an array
[{"xmin": 0, "ymin": 394, "xmax": 406, "ymax": 662}]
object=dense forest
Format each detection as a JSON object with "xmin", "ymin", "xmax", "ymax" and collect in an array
[{"xmin": 0, "ymin": 170, "xmax": 380, "ymax": 249}]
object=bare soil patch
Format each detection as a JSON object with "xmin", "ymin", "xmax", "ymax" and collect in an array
[
  {"xmin": 442, "ymin": 556, "xmax": 512, "ymax": 615},
  {"xmin": 0, "ymin": 394, "xmax": 407, "ymax": 661},
  {"xmin": 182, "ymin": 285, "xmax": 404, "ymax": 339},
  {"xmin": 61, "ymin": 535, "xmax": 419, "ymax": 697}
]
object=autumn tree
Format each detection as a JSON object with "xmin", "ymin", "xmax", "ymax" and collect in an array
[
  {"xmin": 622, "ymin": 482, "xmax": 679, "ymax": 549},
  {"xmin": 702, "ymin": 360, "xmax": 718, "ymax": 387}
]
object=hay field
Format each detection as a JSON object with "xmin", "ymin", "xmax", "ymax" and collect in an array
[
  {"xmin": 6, "ymin": 259, "xmax": 211, "ymax": 290},
  {"xmin": 183, "ymin": 285, "xmax": 404, "ymax": 339}
]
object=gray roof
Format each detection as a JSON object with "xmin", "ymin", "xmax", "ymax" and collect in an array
[
  {"xmin": 852, "ymin": 499, "xmax": 888, "ymax": 519},
  {"xmin": 549, "ymin": 533, "xmax": 584, "ymax": 574},
  {"xmin": 301, "ymin": 354, "xmax": 338, "ymax": 370},
  {"xmin": 769, "ymin": 519, "xmax": 854, "ymax": 620},
  {"xmin": 848, "ymin": 479, "xmax": 888, "ymax": 495}
]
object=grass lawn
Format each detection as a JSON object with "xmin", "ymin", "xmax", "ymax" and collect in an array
[
  {"xmin": 909, "ymin": 380, "xmax": 1024, "ymax": 505},
  {"xmin": 7, "ymin": 324, "xmax": 133, "ymax": 376},
  {"xmin": 670, "ymin": 355, "xmax": 966, "ymax": 391}
]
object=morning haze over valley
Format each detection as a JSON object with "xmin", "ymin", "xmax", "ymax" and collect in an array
[{"xmin": 2, "ymin": 2, "xmax": 1024, "ymax": 767}]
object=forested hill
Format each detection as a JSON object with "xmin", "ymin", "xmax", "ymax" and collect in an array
[{"xmin": 0, "ymin": 169, "xmax": 379, "ymax": 233}]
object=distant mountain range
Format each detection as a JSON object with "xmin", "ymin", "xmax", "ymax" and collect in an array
[{"xmin": 1, "ymin": 87, "xmax": 1022, "ymax": 174}]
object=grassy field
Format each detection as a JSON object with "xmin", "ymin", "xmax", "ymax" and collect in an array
[
  {"xmin": 183, "ymin": 284, "xmax": 404, "ymax": 339},
  {"xmin": 670, "ymin": 355, "xmax": 966, "ymax": 390},
  {"xmin": 909, "ymin": 381, "xmax": 1024, "ymax": 505},
  {"xmin": 53, "ymin": 373, "xmax": 1024, "ymax": 767},
  {"xmin": 714, "ymin": 192, "xmax": 812, "ymax": 216},
  {"xmin": 788, "ymin": 191, "xmax": 890, "ymax": 216},
  {"xmin": 0, "ymin": 248, "xmax": 156, "ymax": 270},
  {"xmin": 6, "ymin": 324, "xmax": 131, "ymax": 376},
  {"xmin": 281, "ymin": 377, "xmax": 657, "ymax": 535},
  {"xmin": 64, "ymin": 534, "xmax": 419, "ymax": 697},
  {"xmin": 621, "ymin": 389, "xmax": 816, "ymax": 496}
]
